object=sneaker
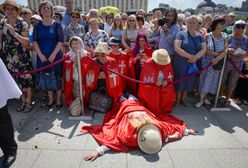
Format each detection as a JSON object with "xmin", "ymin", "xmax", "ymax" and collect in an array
[
  {"xmin": 204, "ymin": 98, "xmax": 211, "ymax": 105},
  {"xmin": 195, "ymin": 101, "xmax": 203, "ymax": 108}
]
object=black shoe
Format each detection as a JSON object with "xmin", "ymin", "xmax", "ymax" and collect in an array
[{"xmin": 3, "ymin": 154, "xmax": 16, "ymax": 167}]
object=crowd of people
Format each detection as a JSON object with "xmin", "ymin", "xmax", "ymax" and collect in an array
[{"xmin": 1, "ymin": 0, "xmax": 248, "ymax": 165}]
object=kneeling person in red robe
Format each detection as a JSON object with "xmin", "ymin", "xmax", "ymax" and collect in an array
[
  {"xmin": 63, "ymin": 36, "xmax": 91, "ymax": 116},
  {"xmin": 81, "ymin": 95, "xmax": 197, "ymax": 161},
  {"xmin": 138, "ymin": 49, "xmax": 176, "ymax": 115}
]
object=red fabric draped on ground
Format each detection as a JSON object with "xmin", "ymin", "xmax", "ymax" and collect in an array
[{"xmin": 81, "ymin": 100, "xmax": 186, "ymax": 152}]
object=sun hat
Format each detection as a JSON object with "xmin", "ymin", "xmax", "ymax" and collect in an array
[
  {"xmin": 0, "ymin": 0, "xmax": 21, "ymax": 14},
  {"xmin": 138, "ymin": 124, "xmax": 162, "ymax": 154},
  {"xmin": 152, "ymin": 49, "xmax": 171, "ymax": 65},
  {"xmin": 109, "ymin": 37, "xmax": 121, "ymax": 46},
  {"xmin": 30, "ymin": 14, "xmax": 42, "ymax": 21},
  {"xmin": 94, "ymin": 42, "xmax": 109, "ymax": 55}
]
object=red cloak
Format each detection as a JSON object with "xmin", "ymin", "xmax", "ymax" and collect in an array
[
  {"xmin": 81, "ymin": 56, "xmax": 123, "ymax": 105},
  {"xmin": 138, "ymin": 59, "xmax": 176, "ymax": 114},
  {"xmin": 129, "ymin": 47, "xmax": 153, "ymax": 95},
  {"xmin": 63, "ymin": 52, "xmax": 91, "ymax": 106},
  {"xmin": 81, "ymin": 100, "xmax": 186, "ymax": 152},
  {"xmin": 109, "ymin": 51, "xmax": 130, "ymax": 91}
]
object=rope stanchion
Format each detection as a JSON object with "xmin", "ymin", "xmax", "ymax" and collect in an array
[
  {"xmin": 229, "ymin": 57, "xmax": 248, "ymax": 80},
  {"xmin": 12, "ymin": 55, "xmax": 70, "ymax": 76}
]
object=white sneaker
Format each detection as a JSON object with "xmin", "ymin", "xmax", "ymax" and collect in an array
[
  {"xmin": 204, "ymin": 98, "xmax": 211, "ymax": 105},
  {"xmin": 195, "ymin": 101, "xmax": 203, "ymax": 108}
]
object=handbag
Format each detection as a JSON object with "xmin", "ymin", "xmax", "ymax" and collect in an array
[
  {"xmin": 37, "ymin": 68, "xmax": 59, "ymax": 91},
  {"xmin": 88, "ymin": 87, "xmax": 113, "ymax": 113},
  {"xmin": 210, "ymin": 34, "xmax": 224, "ymax": 70}
]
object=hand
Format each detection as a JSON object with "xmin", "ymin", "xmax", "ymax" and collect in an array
[
  {"xmin": 187, "ymin": 56, "xmax": 197, "ymax": 63},
  {"xmin": 140, "ymin": 58, "xmax": 146, "ymax": 67},
  {"xmin": 228, "ymin": 48, "xmax": 235, "ymax": 55},
  {"xmin": 156, "ymin": 80, "xmax": 162, "ymax": 87},
  {"xmin": 48, "ymin": 54, "xmax": 56, "ymax": 63},
  {"xmin": 6, "ymin": 24, "xmax": 16, "ymax": 35},
  {"xmin": 83, "ymin": 151, "xmax": 100, "ymax": 161},
  {"xmin": 212, "ymin": 58, "xmax": 220, "ymax": 65},
  {"xmin": 39, "ymin": 54, "xmax": 48, "ymax": 63},
  {"xmin": 98, "ymin": 71, "xmax": 105, "ymax": 79},
  {"xmin": 188, "ymin": 128, "xmax": 197, "ymax": 135}
]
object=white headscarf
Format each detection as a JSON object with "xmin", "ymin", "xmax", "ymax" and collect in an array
[{"xmin": 68, "ymin": 36, "xmax": 87, "ymax": 59}]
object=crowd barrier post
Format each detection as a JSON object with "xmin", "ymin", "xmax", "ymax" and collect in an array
[{"xmin": 210, "ymin": 55, "xmax": 231, "ymax": 112}]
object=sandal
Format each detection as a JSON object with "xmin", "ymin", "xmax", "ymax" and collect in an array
[
  {"xmin": 17, "ymin": 103, "xmax": 26, "ymax": 112},
  {"xmin": 24, "ymin": 103, "xmax": 33, "ymax": 113}
]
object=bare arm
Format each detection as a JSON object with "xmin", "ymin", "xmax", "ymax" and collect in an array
[{"xmin": 174, "ymin": 39, "xmax": 192, "ymax": 59}]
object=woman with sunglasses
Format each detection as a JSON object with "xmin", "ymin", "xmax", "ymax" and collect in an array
[
  {"xmin": 104, "ymin": 13, "xmax": 114, "ymax": 35},
  {"xmin": 196, "ymin": 17, "xmax": 228, "ymax": 108},
  {"xmin": 64, "ymin": 11, "xmax": 85, "ymax": 45},
  {"xmin": 122, "ymin": 15, "xmax": 139, "ymax": 53},
  {"xmin": 109, "ymin": 14, "xmax": 123, "ymax": 40},
  {"xmin": 219, "ymin": 20, "xmax": 248, "ymax": 107}
]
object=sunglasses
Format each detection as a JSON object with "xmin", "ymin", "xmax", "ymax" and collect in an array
[
  {"xmin": 72, "ymin": 15, "xmax": 79, "ymax": 19},
  {"xmin": 107, "ymin": 17, "xmax": 113, "ymax": 19},
  {"xmin": 122, "ymin": 18, "xmax": 127, "ymax": 20},
  {"xmin": 235, "ymin": 24, "xmax": 246, "ymax": 29},
  {"xmin": 53, "ymin": 15, "xmax": 60, "ymax": 18},
  {"xmin": 128, "ymin": 20, "xmax": 135, "ymax": 22}
]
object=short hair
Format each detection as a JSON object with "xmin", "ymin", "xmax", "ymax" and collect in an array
[
  {"xmin": 88, "ymin": 18, "xmax": 99, "ymax": 25},
  {"xmin": 38, "ymin": 1, "xmax": 54, "ymax": 19},
  {"xmin": 20, "ymin": 8, "xmax": 32, "ymax": 15},
  {"xmin": 210, "ymin": 18, "xmax": 225, "ymax": 31},
  {"xmin": 89, "ymin": 9, "xmax": 98, "ymax": 18},
  {"xmin": 165, "ymin": 8, "xmax": 178, "ymax": 25},
  {"xmin": 54, "ymin": 12, "xmax": 62, "ymax": 20},
  {"xmin": 204, "ymin": 14, "xmax": 213, "ymax": 20},
  {"xmin": 177, "ymin": 13, "xmax": 185, "ymax": 21},
  {"xmin": 71, "ymin": 10, "xmax": 80, "ymax": 17},
  {"xmin": 187, "ymin": 15, "xmax": 199, "ymax": 27}
]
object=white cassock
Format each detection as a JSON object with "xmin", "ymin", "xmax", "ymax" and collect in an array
[{"xmin": 0, "ymin": 58, "xmax": 22, "ymax": 108}]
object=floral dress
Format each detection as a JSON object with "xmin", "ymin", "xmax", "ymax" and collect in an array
[{"xmin": 0, "ymin": 18, "xmax": 33, "ymax": 89}]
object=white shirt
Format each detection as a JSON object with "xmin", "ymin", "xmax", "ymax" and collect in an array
[{"xmin": 0, "ymin": 58, "xmax": 22, "ymax": 108}]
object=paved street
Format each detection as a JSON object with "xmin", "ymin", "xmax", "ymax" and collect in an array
[{"xmin": 1, "ymin": 94, "xmax": 248, "ymax": 168}]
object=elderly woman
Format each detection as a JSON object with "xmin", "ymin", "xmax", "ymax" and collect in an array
[
  {"xmin": 154, "ymin": 8, "xmax": 180, "ymax": 58},
  {"xmin": 177, "ymin": 13, "xmax": 186, "ymax": 31},
  {"xmin": 122, "ymin": 15, "xmax": 139, "ymax": 53},
  {"xmin": 174, "ymin": 15, "xmax": 206, "ymax": 106},
  {"xmin": 64, "ymin": 10, "xmax": 85, "ymax": 43},
  {"xmin": 196, "ymin": 17, "xmax": 228, "ymax": 108},
  {"xmin": 34, "ymin": 1, "xmax": 64, "ymax": 108},
  {"xmin": 85, "ymin": 9, "xmax": 104, "ymax": 33},
  {"xmin": 81, "ymin": 42, "xmax": 123, "ymax": 107},
  {"xmin": 219, "ymin": 20, "xmax": 248, "ymax": 107},
  {"xmin": 84, "ymin": 18, "xmax": 109, "ymax": 54},
  {"xmin": 202, "ymin": 14, "xmax": 213, "ymax": 34},
  {"xmin": 63, "ymin": 36, "xmax": 91, "ymax": 116},
  {"xmin": 0, "ymin": 0, "xmax": 33, "ymax": 113}
]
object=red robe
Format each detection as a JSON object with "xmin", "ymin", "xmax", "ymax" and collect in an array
[
  {"xmin": 138, "ymin": 59, "xmax": 176, "ymax": 114},
  {"xmin": 63, "ymin": 52, "xmax": 91, "ymax": 106},
  {"xmin": 129, "ymin": 47, "xmax": 153, "ymax": 95},
  {"xmin": 81, "ymin": 56, "xmax": 123, "ymax": 105},
  {"xmin": 109, "ymin": 51, "xmax": 130, "ymax": 91},
  {"xmin": 81, "ymin": 100, "xmax": 186, "ymax": 152}
]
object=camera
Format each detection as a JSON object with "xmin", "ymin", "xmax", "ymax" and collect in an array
[{"xmin": 158, "ymin": 18, "xmax": 168, "ymax": 26}]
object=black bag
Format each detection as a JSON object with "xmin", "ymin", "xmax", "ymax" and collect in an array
[
  {"xmin": 210, "ymin": 34, "xmax": 224, "ymax": 70},
  {"xmin": 88, "ymin": 87, "xmax": 113, "ymax": 113}
]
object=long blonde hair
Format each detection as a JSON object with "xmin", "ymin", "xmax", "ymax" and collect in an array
[
  {"xmin": 125, "ymin": 15, "xmax": 138, "ymax": 30},
  {"xmin": 112, "ymin": 14, "xmax": 123, "ymax": 30}
]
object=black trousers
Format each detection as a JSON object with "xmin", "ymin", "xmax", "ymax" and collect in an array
[{"xmin": 0, "ymin": 105, "xmax": 17, "ymax": 156}]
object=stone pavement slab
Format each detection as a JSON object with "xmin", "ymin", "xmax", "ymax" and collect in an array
[{"xmin": 1, "ymin": 96, "xmax": 248, "ymax": 168}]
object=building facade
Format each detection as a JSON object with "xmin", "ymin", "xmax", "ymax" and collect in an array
[{"xmin": 28, "ymin": 0, "xmax": 148, "ymax": 14}]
